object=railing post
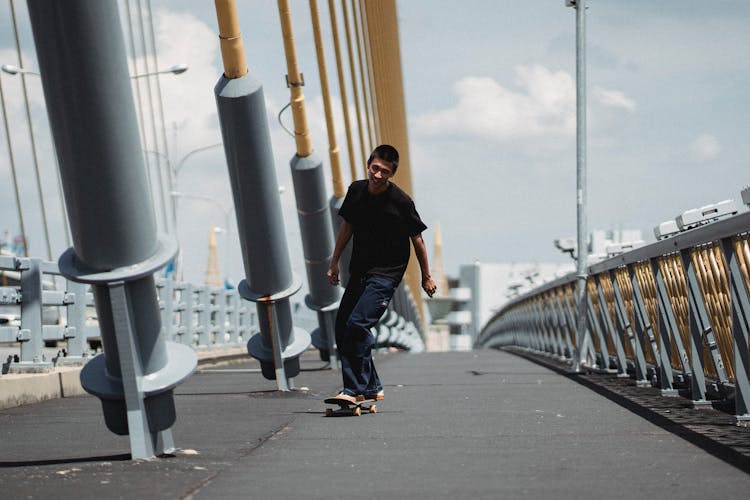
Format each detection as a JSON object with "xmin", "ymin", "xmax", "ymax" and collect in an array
[
  {"xmin": 10, "ymin": 258, "xmax": 52, "ymax": 372},
  {"xmin": 611, "ymin": 270, "xmax": 649, "ymax": 386},
  {"xmin": 543, "ymin": 293, "xmax": 565, "ymax": 358},
  {"xmin": 59, "ymin": 279, "xmax": 89, "ymax": 363},
  {"xmin": 679, "ymin": 250, "xmax": 712, "ymax": 407},
  {"xmin": 637, "ymin": 262, "xmax": 678, "ymax": 396},
  {"xmin": 196, "ymin": 286, "xmax": 211, "ymax": 348},
  {"xmin": 227, "ymin": 292, "xmax": 241, "ymax": 344},
  {"xmin": 629, "ymin": 267, "xmax": 661, "ymax": 384},
  {"xmin": 721, "ymin": 237, "xmax": 750, "ymax": 425},
  {"xmin": 552, "ymin": 289, "xmax": 574, "ymax": 359},
  {"xmin": 215, "ymin": 289, "xmax": 227, "ymax": 347},
  {"xmin": 586, "ymin": 291, "xmax": 612, "ymax": 371},
  {"xmin": 157, "ymin": 278, "xmax": 175, "ymax": 342},
  {"xmin": 653, "ymin": 259, "xmax": 692, "ymax": 379},
  {"xmin": 684, "ymin": 250, "xmax": 730, "ymax": 390},
  {"xmin": 632, "ymin": 270, "xmax": 661, "ymax": 361},
  {"xmin": 596, "ymin": 277, "xmax": 628, "ymax": 377},
  {"xmin": 534, "ymin": 298, "xmax": 554, "ymax": 355}
]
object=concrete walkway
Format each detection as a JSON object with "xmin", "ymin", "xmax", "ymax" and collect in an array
[{"xmin": 1, "ymin": 350, "xmax": 749, "ymax": 499}]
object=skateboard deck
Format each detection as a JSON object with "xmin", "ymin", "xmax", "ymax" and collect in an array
[{"xmin": 324, "ymin": 397, "xmax": 378, "ymax": 417}]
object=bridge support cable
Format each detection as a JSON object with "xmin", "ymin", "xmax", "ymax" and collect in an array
[
  {"xmin": 0, "ymin": 72, "xmax": 27, "ymax": 257},
  {"xmin": 327, "ymin": 0, "xmax": 358, "ymax": 184},
  {"xmin": 340, "ymin": 0, "xmax": 367, "ymax": 173},
  {"xmin": 8, "ymin": 0, "xmax": 53, "ymax": 262},
  {"xmin": 26, "ymin": 0, "xmax": 195, "ymax": 459},
  {"xmin": 310, "ymin": 0, "xmax": 354, "ymax": 296},
  {"xmin": 277, "ymin": 0, "xmax": 340, "ymax": 367},
  {"xmin": 133, "ymin": 0, "xmax": 169, "ymax": 233},
  {"xmin": 213, "ymin": 0, "xmax": 309, "ymax": 390},
  {"xmin": 324, "ymin": 1, "xmax": 357, "ymax": 292},
  {"xmin": 353, "ymin": 0, "xmax": 377, "ymax": 151},
  {"xmin": 122, "ymin": 0, "xmax": 158, "ymax": 232},
  {"xmin": 363, "ymin": 0, "xmax": 426, "ymax": 332}
]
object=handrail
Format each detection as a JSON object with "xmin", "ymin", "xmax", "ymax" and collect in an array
[
  {"xmin": 476, "ymin": 210, "xmax": 750, "ymax": 427},
  {"xmin": 0, "ymin": 255, "xmax": 424, "ymax": 374}
]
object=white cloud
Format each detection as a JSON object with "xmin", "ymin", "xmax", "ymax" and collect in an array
[
  {"xmin": 592, "ymin": 87, "xmax": 636, "ymax": 112},
  {"xmin": 688, "ymin": 133, "xmax": 720, "ymax": 162},
  {"xmin": 150, "ymin": 9, "xmax": 224, "ymax": 154},
  {"xmin": 414, "ymin": 65, "xmax": 574, "ymax": 141},
  {"xmin": 413, "ymin": 65, "xmax": 636, "ymax": 144}
]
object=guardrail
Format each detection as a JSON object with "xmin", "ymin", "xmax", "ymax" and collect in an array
[
  {"xmin": 1, "ymin": 255, "xmax": 424, "ymax": 374},
  {"xmin": 475, "ymin": 211, "xmax": 750, "ymax": 426},
  {"xmin": 0, "ymin": 255, "xmax": 260, "ymax": 374}
]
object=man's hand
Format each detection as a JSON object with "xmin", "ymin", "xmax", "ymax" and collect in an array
[
  {"xmin": 422, "ymin": 276, "xmax": 437, "ymax": 297},
  {"xmin": 327, "ymin": 262, "xmax": 340, "ymax": 285}
]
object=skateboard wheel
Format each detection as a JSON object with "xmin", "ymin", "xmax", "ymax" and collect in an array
[
  {"xmin": 369, "ymin": 405, "xmax": 377, "ymax": 414},
  {"xmin": 325, "ymin": 408, "xmax": 333, "ymax": 417},
  {"xmin": 353, "ymin": 406, "xmax": 362, "ymax": 417}
]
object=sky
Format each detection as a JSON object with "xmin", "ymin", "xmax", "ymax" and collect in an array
[{"xmin": 1, "ymin": 0, "xmax": 749, "ymax": 288}]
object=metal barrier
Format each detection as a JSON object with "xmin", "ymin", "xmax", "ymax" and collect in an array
[
  {"xmin": 476, "ymin": 211, "xmax": 750, "ymax": 426},
  {"xmin": 0, "ymin": 255, "xmax": 259, "ymax": 374},
  {"xmin": 1, "ymin": 255, "xmax": 425, "ymax": 374}
]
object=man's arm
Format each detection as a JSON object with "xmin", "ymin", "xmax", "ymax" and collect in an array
[
  {"xmin": 410, "ymin": 233, "xmax": 437, "ymax": 297},
  {"xmin": 327, "ymin": 220, "xmax": 353, "ymax": 285}
]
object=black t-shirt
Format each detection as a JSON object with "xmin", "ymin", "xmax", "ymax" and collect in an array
[{"xmin": 338, "ymin": 180, "xmax": 427, "ymax": 282}]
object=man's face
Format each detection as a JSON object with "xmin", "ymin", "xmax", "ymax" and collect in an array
[{"xmin": 367, "ymin": 157, "xmax": 395, "ymax": 193}]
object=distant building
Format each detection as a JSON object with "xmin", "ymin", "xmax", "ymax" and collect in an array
[
  {"xmin": 424, "ymin": 225, "xmax": 643, "ymax": 350},
  {"xmin": 459, "ymin": 261, "xmax": 574, "ymax": 342},
  {"xmin": 455, "ymin": 228, "xmax": 643, "ymax": 345},
  {"xmin": 424, "ymin": 277, "xmax": 472, "ymax": 351}
]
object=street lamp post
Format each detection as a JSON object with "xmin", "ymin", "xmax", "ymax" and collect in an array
[
  {"xmin": 130, "ymin": 64, "xmax": 188, "ymax": 79},
  {"xmin": 1, "ymin": 60, "xmax": 52, "ymax": 261},
  {"xmin": 2, "ymin": 62, "xmax": 189, "ymax": 253},
  {"xmin": 2, "ymin": 62, "xmax": 188, "ymax": 79},
  {"xmin": 0, "ymin": 64, "xmax": 28, "ymax": 256},
  {"xmin": 0, "ymin": 64, "xmax": 40, "ymax": 76},
  {"xmin": 144, "ymin": 149, "xmax": 177, "ymax": 232},
  {"xmin": 144, "ymin": 143, "xmax": 224, "ymax": 280},
  {"xmin": 566, "ymin": 0, "xmax": 589, "ymax": 372},
  {"xmin": 129, "ymin": 64, "xmax": 188, "ymax": 232}
]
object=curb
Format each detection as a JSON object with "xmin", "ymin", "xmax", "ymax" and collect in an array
[{"xmin": 0, "ymin": 346, "xmax": 249, "ymax": 410}]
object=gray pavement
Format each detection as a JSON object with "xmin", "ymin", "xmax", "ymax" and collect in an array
[{"xmin": 1, "ymin": 349, "xmax": 749, "ymax": 499}]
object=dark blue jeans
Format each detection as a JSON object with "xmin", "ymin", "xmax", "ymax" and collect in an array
[{"xmin": 336, "ymin": 274, "xmax": 398, "ymax": 396}]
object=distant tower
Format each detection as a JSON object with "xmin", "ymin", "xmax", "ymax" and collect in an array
[
  {"xmin": 432, "ymin": 223, "xmax": 449, "ymax": 297},
  {"xmin": 204, "ymin": 226, "xmax": 221, "ymax": 286}
]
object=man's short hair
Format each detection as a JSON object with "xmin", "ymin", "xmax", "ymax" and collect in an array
[{"xmin": 367, "ymin": 144, "xmax": 399, "ymax": 172}]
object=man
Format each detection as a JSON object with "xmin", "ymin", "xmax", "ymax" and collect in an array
[{"xmin": 327, "ymin": 144, "xmax": 436, "ymax": 403}]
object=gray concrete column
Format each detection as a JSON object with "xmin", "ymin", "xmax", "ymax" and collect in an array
[
  {"xmin": 214, "ymin": 74, "xmax": 309, "ymax": 389},
  {"xmin": 26, "ymin": 0, "xmax": 195, "ymax": 459}
]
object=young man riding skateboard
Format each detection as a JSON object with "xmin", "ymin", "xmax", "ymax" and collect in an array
[{"xmin": 327, "ymin": 144, "xmax": 437, "ymax": 403}]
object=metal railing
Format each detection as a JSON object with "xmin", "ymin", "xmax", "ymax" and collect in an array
[
  {"xmin": 0, "ymin": 255, "xmax": 259, "ymax": 373},
  {"xmin": 1, "ymin": 254, "xmax": 424, "ymax": 374},
  {"xmin": 475, "ymin": 211, "xmax": 750, "ymax": 426}
]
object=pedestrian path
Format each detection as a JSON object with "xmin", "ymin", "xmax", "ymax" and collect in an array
[{"xmin": 1, "ymin": 350, "xmax": 749, "ymax": 499}]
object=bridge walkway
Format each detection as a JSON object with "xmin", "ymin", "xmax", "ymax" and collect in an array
[{"xmin": 1, "ymin": 350, "xmax": 749, "ymax": 498}]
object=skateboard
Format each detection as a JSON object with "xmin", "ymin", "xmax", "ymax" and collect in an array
[{"xmin": 324, "ymin": 397, "xmax": 378, "ymax": 417}]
